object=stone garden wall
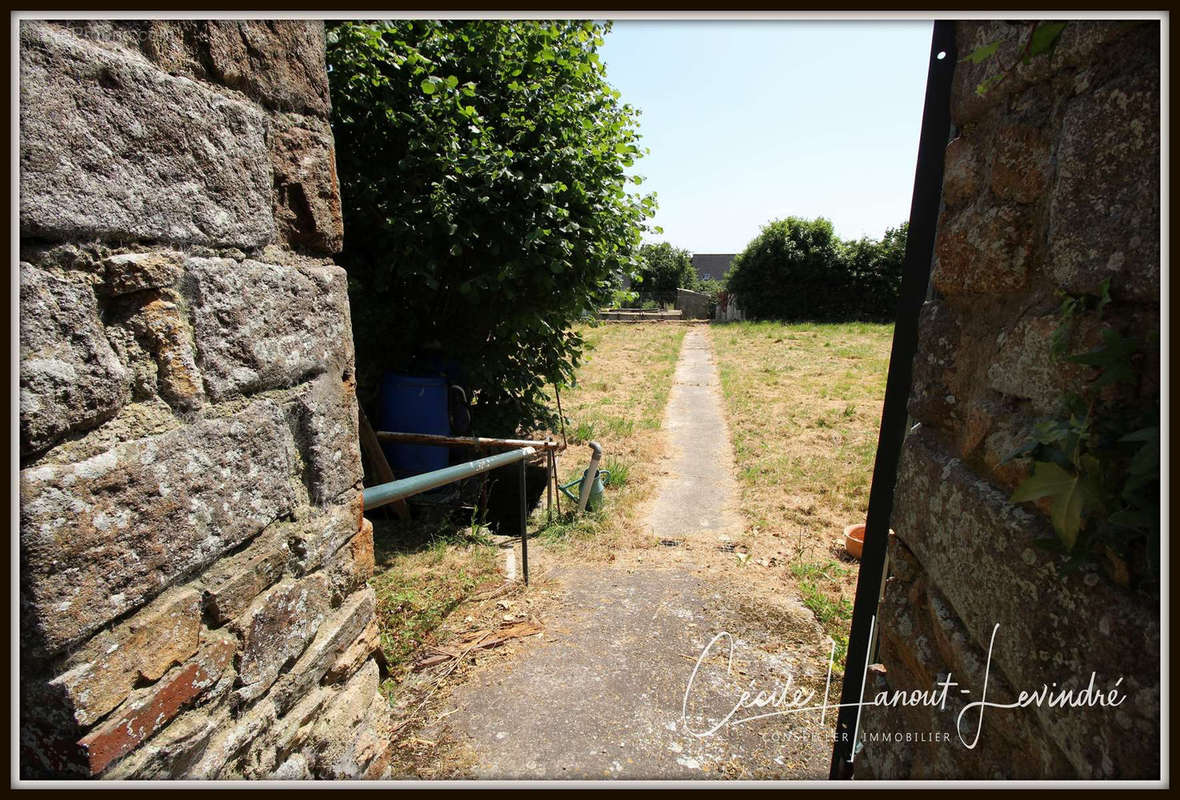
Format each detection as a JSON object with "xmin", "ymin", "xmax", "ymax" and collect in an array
[
  {"xmin": 675, "ymin": 288, "xmax": 712, "ymax": 320},
  {"xmin": 857, "ymin": 21, "xmax": 1160, "ymax": 779},
  {"xmin": 19, "ymin": 20, "xmax": 392, "ymax": 778}
]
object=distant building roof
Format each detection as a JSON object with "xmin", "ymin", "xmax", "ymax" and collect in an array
[{"xmin": 692, "ymin": 253, "xmax": 736, "ymax": 282}]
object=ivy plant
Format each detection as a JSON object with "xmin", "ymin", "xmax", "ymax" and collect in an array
[
  {"xmin": 963, "ymin": 21, "xmax": 1068, "ymax": 96},
  {"xmin": 1008, "ymin": 280, "xmax": 1159, "ymax": 589}
]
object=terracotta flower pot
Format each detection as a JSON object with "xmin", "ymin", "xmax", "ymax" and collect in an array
[
  {"xmin": 843, "ymin": 524, "xmax": 895, "ymax": 560},
  {"xmin": 843, "ymin": 524, "xmax": 866, "ymax": 560}
]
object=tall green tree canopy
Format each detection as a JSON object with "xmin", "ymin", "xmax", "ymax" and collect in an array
[
  {"xmin": 635, "ymin": 242, "xmax": 696, "ymax": 294},
  {"xmin": 326, "ymin": 20, "xmax": 654, "ymax": 432}
]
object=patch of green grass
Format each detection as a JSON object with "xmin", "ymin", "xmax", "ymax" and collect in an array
[
  {"xmin": 798, "ymin": 579, "xmax": 853, "ymax": 666},
  {"xmin": 532, "ymin": 322, "xmax": 687, "ymax": 559},
  {"xmin": 790, "ymin": 560, "xmax": 853, "ymax": 581},
  {"xmin": 571, "ymin": 420, "xmax": 596, "ymax": 443},
  {"xmin": 603, "ymin": 456, "xmax": 631, "ymax": 489},
  {"xmin": 369, "ymin": 517, "xmax": 501, "ymax": 693}
]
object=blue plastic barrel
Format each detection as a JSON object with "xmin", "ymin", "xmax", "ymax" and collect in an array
[{"xmin": 378, "ymin": 373, "xmax": 450, "ymax": 477}]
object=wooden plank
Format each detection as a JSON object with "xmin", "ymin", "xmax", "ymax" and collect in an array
[{"xmin": 357, "ymin": 405, "xmax": 410, "ymax": 520}]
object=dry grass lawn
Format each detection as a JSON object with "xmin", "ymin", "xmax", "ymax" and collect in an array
[
  {"xmin": 709, "ymin": 320, "xmax": 893, "ymax": 660},
  {"xmin": 535, "ymin": 321, "xmax": 689, "ymax": 558}
]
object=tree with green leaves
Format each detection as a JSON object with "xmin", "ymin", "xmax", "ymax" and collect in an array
[
  {"xmin": 838, "ymin": 222, "xmax": 907, "ymax": 321},
  {"xmin": 725, "ymin": 217, "xmax": 845, "ymax": 321},
  {"xmin": 635, "ymin": 242, "xmax": 696, "ymax": 295},
  {"xmin": 726, "ymin": 217, "xmax": 907, "ymax": 321},
  {"xmin": 326, "ymin": 20, "xmax": 655, "ymax": 433}
]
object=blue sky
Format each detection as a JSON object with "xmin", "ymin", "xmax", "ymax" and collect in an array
[{"xmin": 599, "ymin": 20, "xmax": 934, "ymax": 253}]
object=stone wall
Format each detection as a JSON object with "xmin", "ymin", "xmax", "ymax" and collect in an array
[
  {"xmin": 675, "ymin": 287, "xmax": 712, "ymax": 319},
  {"xmin": 19, "ymin": 20, "xmax": 392, "ymax": 779},
  {"xmin": 857, "ymin": 21, "xmax": 1160, "ymax": 779}
]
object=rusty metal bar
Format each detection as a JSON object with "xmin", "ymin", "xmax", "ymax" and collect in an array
[{"xmin": 375, "ymin": 430, "xmax": 564, "ymax": 453}]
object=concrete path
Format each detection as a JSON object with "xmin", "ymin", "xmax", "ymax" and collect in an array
[{"xmin": 430, "ymin": 329, "xmax": 834, "ymax": 779}]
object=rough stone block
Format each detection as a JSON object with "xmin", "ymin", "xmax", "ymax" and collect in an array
[
  {"xmin": 266, "ymin": 587, "xmax": 376, "ymax": 715},
  {"xmin": 77, "ymin": 630, "xmax": 236, "ymax": 775},
  {"xmin": 185, "ymin": 257, "xmax": 354, "ymax": 402},
  {"xmin": 890, "ymin": 427, "xmax": 1160, "ymax": 778},
  {"xmin": 49, "ymin": 587, "xmax": 202, "ymax": 727},
  {"xmin": 127, "ymin": 290, "xmax": 206, "ymax": 412},
  {"xmin": 290, "ymin": 372, "xmax": 363, "ymax": 505},
  {"xmin": 305, "ymin": 660, "xmax": 393, "ymax": 779},
  {"xmin": 324, "ymin": 616, "xmax": 381, "ymax": 686},
  {"xmin": 20, "ymin": 400, "xmax": 298, "ymax": 655},
  {"xmin": 989, "ymin": 124, "xmax": 1051, "ymax": 204},
  {"xmin": 1049, "ymin": 20, "xmax": 1151, "ymax": 73},
  {"xmin": 19, "ymin": 262, "xmax": 129, "ymax": 455},
  {"xmin": 187, "ymin": 697, "xmax": 278, "ymax": 779},
  {"xmin": 231, "ymin": 573, "xmax": 331, "ymax": 702},
  {"xmin": 862, "ymin": 546, "xmax": 1075, "ymax": 779},
  {"xmin": 101, "ymin": 251, "xmax": 183, "ymax": 296},
  {"xmin": 932, "ymin": 200, "xmax": 1034, "ymax": 295},
  {"xmin": 286, "ymin": 492, "xmax": 364, "ymax": 576},
  {"xmin": 200, "ymin": 525, "xmax": 290, "ymax": 626},
  {"xmin": 950, "ymin": 21, "xmax": 1056, "ymax": 126},
  {"xmin": 941, "ymin": 136, "xmax": 981, "ymax": 208},
  {"xmin": 19, "ymin": 23, "xmax": 273, "ymax": 248},
  {"xmin": 906, "ymin": 300, "xmax": 962, "ymax": 428},
  {"xmin": 1048, "ymin": 50, "xmax": 1160, "ymax": 302},
  {"xmin": 237, "ymin": 684, "xmax": 332, "ymax": 778},
  {"xmin": 325, "ymin": 519, "xmax": 375, "ymax": 605},
  {"xmin": 201, "ymin": 21, "xmax": 330, "ymax": 116},
  {"xmin": 272, "ymin": 753, "xmax": 312, "ymax": 779},
  {"xmin": 985, "ymin": 315, "xmax": 1092, "ymax": 415},
  {"xmin": 271, "ymin": 113, "xmax": 344, "ymax": 254}
]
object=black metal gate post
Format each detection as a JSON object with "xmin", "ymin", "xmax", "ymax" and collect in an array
[{"xmin": 828, "ymin": 20, "xmax": 956, "ymax": 779}]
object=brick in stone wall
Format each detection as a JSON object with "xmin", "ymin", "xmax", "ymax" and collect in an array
[
  {"xmin": 48, "ymin": 587, "xmax": 202, "ymax": 728},
  {"xmin": 77, "ymin": 630, "xmax": 237, "ymax": 775},
  {"xmin": 19, "ymin": 23, "xmax": 274, "ymax": 248}
]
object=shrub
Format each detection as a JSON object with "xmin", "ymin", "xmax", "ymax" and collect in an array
[
  {"xmin": 327, "ymin": 21, "xmax": 656, "ymax": 434},
  {"xmin": 726, "ymin": 217, "xmax": 907, "ymax": 322},
  {"xmin": 725, "ymin": 217, "xmax": 845, "ymax": 321},
  {"xmin": 839, "ymin": 222, "xmax": 907, "ymax": 322}
]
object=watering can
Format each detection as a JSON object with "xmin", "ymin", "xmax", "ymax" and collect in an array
[{"xmin": 558, "ymin": 467, "xmax": 610, "ymax": 512}]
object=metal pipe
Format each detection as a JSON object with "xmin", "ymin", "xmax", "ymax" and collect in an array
[
  {"xmin": 519, "ymin": 457, "xmax": 529, "ymax": 585},
  {"xmin": 575, "ymin": 440, "xmax": 603, "ymax": 515},
  {"xmin": 361, "ymin": 446, "xmax": 536, "ymax": 511},
  {"xmin": 375, "ymin": 430, "xmax": 563, "ymax": 453}
]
